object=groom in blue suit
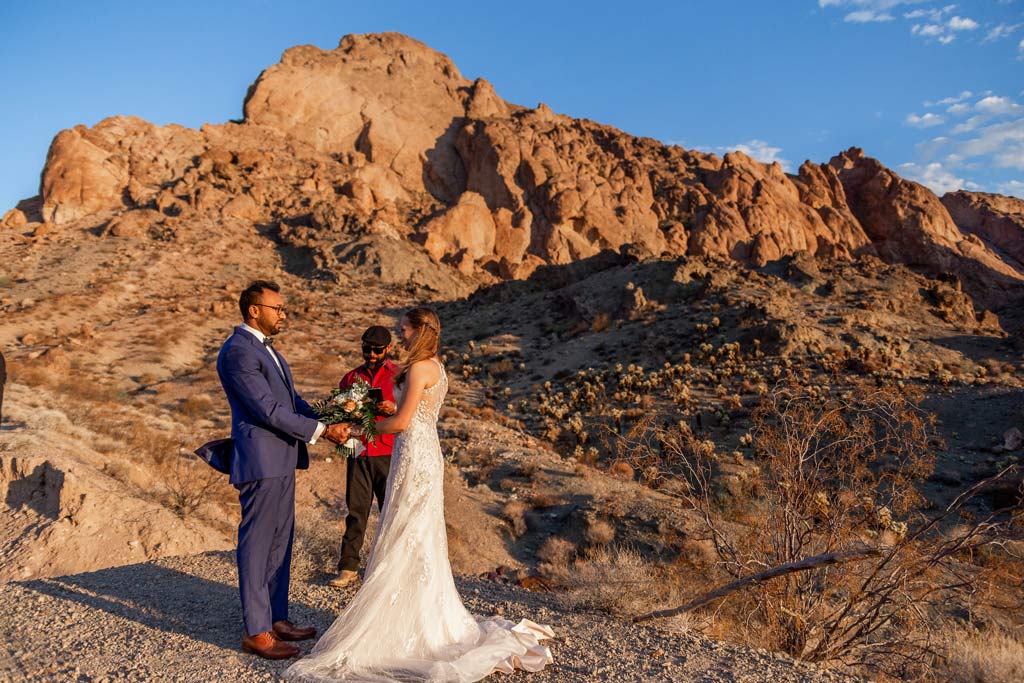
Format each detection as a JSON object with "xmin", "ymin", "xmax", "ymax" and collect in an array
[{"xmin": 215, "ymin": 280, "xmax": 349, "ymax": 659}]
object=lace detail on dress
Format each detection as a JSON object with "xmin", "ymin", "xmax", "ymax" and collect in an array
[{"xmin": 284, "ymin": 358, "xmax": 552, "ymax": 683}]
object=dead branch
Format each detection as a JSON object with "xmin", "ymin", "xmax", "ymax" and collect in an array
[{"xmin": 632, "ymin": 546, "xmax": 882, "ymax": 623}]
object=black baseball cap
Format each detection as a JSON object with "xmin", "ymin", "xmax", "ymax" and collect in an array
[{"xmin": 362, "ymin": 325, "xmax": 392, "ymax": 346}]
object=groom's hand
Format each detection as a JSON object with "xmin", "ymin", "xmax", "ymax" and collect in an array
[
  {"xmin": 324, "ymin": 422, "xmax": 352, "ymax": 445},
  {"xmin": 377, "ymin": 400, "xmax": 397, "ymax": 416}
]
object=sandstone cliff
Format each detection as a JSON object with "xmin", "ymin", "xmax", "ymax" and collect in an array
[{"xmin": 12, "ymin": 32, "xmax": 1023, "ymax": 307}]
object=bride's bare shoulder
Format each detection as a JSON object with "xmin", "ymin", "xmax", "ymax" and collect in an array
[{"xmin": 409, "ymin": 357, "xmax": 442, "ymax": 384}]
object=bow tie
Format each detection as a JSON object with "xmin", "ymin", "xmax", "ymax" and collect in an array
[{"xmin": 263, "ymin": 337, "xmax": 274, "ymax": 348}]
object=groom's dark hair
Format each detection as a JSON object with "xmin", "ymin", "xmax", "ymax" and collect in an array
[{"xmin": 239, "ymin": 280, "xmax": 281, "ymax": 319}]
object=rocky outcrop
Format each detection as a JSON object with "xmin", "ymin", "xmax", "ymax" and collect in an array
[
  {"xmin": 22, "ymin": 32, "xmax": 1024, "ymax": 307},
  {"xmin": 942, "ymin": 190, "xmax": 1024, "ymax": 266},
  {"xmin": 830, "ymin": 149, "xmax": 1024, "ymax": 307},
  {"xmin": 0, "ymin": 454, "xmax": 231, "ymax": 582},
  {"xmin": 41, "ymin": 117, "xmax": 205, "ymax": 225},
  {"xmin": 243, "ymin": 33, "xmax": 478, "ymax": 202}
]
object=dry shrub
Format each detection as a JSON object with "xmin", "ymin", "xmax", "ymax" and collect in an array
[
  {"xmin": 526, "ymin": 491, "xmax": 563, "ymax": 508},
  {"xmin": 537, "ymin": 536, "xmax": 576, "ymax": 575},
  {"xmin": 10, "ymin": 360, "xmax": 55, "ymax": 387},
  {"xmin": 161, "ymin": 453, "xmax": 224, "ymax": 516},
  {"xmin": 616, "ymin": 381, "xmax": 1020, "ymax": 679},
  {"xmin": 511, "ymin": 460, "xmax": 540, "ymax": 480},
  {"xmin": 583, "ymin": 517, "xmax": 616, "ymax": 547},
  {"xmin": 591, "ymin": 312, "xmax": 612, "ymax": 333},
  {"xmin": 564, "ymin": 546, "xmax": 689, "ymax": 630},
  {"xmin": 485, "ymin": 358, "xmax": 515, "ymax": 378},
  {"xmin": 608, "ymin": 460, "xmax": 635, "ymax": 480},
  {"xmin": 940, "ymin": 627, "xmax": 1024, "ymax": 683},
  {"xmin": 502, "ymin": 500, "xmax": 529, "ymax": 537},
  {"xmin": 177, "ymin": 393, "xmax": 214, "ymax": 420}
]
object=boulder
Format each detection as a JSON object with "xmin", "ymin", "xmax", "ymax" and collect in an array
[
  {"xmin": 104, "ymin": 209, "xmax": 161, "ymax": 237},
  {"xmin": 421, "ymin": 192, "xmax": 496, "ymax": 269},
  {"xmin": 942, "ymin": 190, "xmax": 1024, "ymax": 266},
  {"xmin": 1, "ymin": 209, "xmax": 27, "ymax": 229},
  {"xmin": 222, "ymin": 194, "xmax": 261, "ymax": 221},
  {"xmin": 243, "ymin": 33, "xmax": 473, "ymax": 202}
]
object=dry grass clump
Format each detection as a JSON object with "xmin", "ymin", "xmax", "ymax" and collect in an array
[
  {"xmin": 510, "ymin": 460, "xmax": 540, "ymax": 480},
  {"xmin": 537, "ymin": 536, "xmax": 576, "ymax": 576},
  {"xmin": 502, "ymin": 500, "xmax": 529, "ymax": 537},
  {"xmin": 607, "ymin": 460, "xmax": 634, "ymax": 480},
  {"xmin": 583, "ymin": 517, "xmax": 616, "ymax": 547},
  {"xmin": 939, "ymin": 627, "xmax": 1024, "ymax": 683},
  {"xmin": 562, "ymin": 546, "xmax": 690, "ymax": 631},
  {"xmin": 177, "ymin": 393, "xmax": 214, "ymax": 420},
  {"xmin": 526, "ymin": 491, "xmax": 562, "ymax": 508}
]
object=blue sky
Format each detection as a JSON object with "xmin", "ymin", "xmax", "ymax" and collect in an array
[{"xmin": 1, "ymin": 0, "xmax": 1022, "ymax": 213}]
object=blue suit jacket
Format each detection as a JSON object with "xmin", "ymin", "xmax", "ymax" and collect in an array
[{"xmin": 214, "ymin": 327, "xmax": 320, "ymax": 485}]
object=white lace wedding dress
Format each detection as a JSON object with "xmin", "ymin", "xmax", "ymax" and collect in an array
[{"xmin": 285, "ymin": 358, "xmax": 553, "ymax": 682}]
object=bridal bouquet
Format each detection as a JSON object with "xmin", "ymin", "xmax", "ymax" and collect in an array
[{"xmin": 312, "ymin": 380, "xmax": 380, "ymax": 456}]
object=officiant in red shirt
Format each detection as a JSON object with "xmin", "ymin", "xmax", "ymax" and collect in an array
[{"xmin": 329, "ymin": 325, "xmax": 398, "ymax": 588}]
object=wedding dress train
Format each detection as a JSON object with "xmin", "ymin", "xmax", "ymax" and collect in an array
[{"xmin": 285, "ymin": 359, "xmax": 553, "ymax": 682}]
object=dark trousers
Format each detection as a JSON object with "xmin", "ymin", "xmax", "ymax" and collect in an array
[
  {"xmin": 338, "ymin": 455, "xmax": 391, "ymax": 571},
  {"xmin": 236, "ymin": 475, "xmax": 294, "ymax": 636}
]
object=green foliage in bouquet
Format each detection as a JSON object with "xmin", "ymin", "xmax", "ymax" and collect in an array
[{"xmin": 311, "ymin": 380, "xmax": 380, "ymax": 445}]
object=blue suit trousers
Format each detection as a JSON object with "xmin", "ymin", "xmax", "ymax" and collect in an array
[{"xmin": 236, "ymin": 475, "xmax": 295, "ymax": 635}]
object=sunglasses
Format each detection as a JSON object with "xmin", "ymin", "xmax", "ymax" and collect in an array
[{"xmin": 362, "ymin": 344, "xmax": 388, "ymax": 354}]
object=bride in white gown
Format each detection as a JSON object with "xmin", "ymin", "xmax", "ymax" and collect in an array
[{"xmin": 285, "ymin": 308, "xmax": 553, "ymax": 683}]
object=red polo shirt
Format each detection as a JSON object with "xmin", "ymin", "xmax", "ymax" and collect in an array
[{"xmin": 339, "ymin": 360, "xmax": 397, "ymax": 457}]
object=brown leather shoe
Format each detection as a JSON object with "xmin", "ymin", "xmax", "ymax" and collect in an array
[
  {"xmin": 328, "ymin": 569, "xmax": 360, "ymax": 588},
  {"xmin": 242, "ymin": 631, "xmax": 300, "ymax": 659},
  {"xmin": 273, "ymin": 619, "xmax": 317, "ymax": 641}
]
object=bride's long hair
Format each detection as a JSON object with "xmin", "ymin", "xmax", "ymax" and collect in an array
[{"xmin": 396, "ymin": 307, "xmax": 441, "ymax": 386}]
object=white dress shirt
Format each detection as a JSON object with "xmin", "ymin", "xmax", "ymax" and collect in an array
[{"xmin": 239, "ymin": 323, "xmax": 325, "ymax": 445}]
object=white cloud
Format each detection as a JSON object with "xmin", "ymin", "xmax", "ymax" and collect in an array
[
  {"xmin": 952, "ymin": 115, "xmax": 987, "ymax": 134},
  {"xmin": 996, "ymin": 179, "xmax": 1024, "ymax": 198},
  {"xmin": 925, "ymin": 90, "xmax": 972, "ymax": 107},
  {"xmin": 906, "ymin": 112, "xmax": 945, "ymax": 127},
  {"xmin": 956, "ymin": 118, "xmax": 1024, "ymax": 170},
  {"xmin": 942, "ymin": 91, "xmax": 973, "ymax": 105},
  {"xmin": 897, "ymin": 161, "xmax": 965, "ymax": 194},
  {"xmin": 976, "ymin": 95, "xmax": 1023, "ymax": 116},
  {"xmin": 823, "ymin": 2, "xmax": 977, "ymax": 45},
  {"xmin": 904, "ymin": 5, "xmax": 955, "ymax": 22},
  {"xmin": 913, "ymin": 23, "xmax": 945, "ymax": 37},
  {"xmin": 845, "ymin": 10, "xmax": 893, "ymax": 22},
  {"xmin": 984, "ymin": 23, "xmax": 1021, "ymax": 43},
  {"xmin": 948, "ymin": 16, "xmax": 979, "ymax": 31},
  {"xmin": 715, "ymin": 139, "xmax": 793, "ymax": 171},
  {"xmin": 901, "ymin": 94, "xmax": 1024, "ymax": 195}
]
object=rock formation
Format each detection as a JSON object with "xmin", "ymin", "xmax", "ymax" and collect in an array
[
  {"xmin": 941, "ymin": 191, "xmax": 1024, "ymax": 266},
  {"xmin": 18, "ymin": 32, "xmax": 1024, "ymax": 307}
]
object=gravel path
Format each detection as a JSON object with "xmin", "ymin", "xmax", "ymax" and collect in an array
[{"xmin": 0, "ymin": 551, "xmax": 865, "ymax": 683}]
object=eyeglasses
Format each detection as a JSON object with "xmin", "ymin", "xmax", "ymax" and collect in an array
[
  {"xmin": 362, "ymin": 344, "xmax": 388, "ymax": 354},
  {"xmin": 253, "ymin": 303, "xmax": 287, "ymax": 315}
]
